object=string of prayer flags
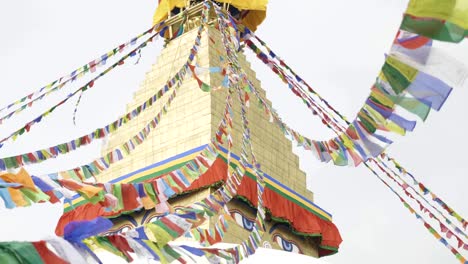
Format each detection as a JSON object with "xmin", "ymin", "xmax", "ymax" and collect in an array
[
  {"xmin": 0, "ymin": 143, "xmax": 218, "ymax": 213},
  {"xmin": 56, "ymin": 89, "xmax": 231, "ymax": 232},
  {"xmin": 4, "ymin": 0, "xmax": 467, "ymax": 263},
  {"xmin": 0, "ymin": 169, "xmax": 66, "ymax": 209},
  {"xmin": 178, "ymin": 226, "xmax": 264, "ymax": 263},
  {"xmin": 381, "ymin": 153, "xmax": 468, "ymax": 231},
  {"xmin": 52, "ymin": 18, "xmax": 210, "ymax": 181},
  {"xmin": 4, "ymin": 2, "xmax": 328, "ymax": 263},
  {"xmin": 0, "ymin": 22, "xmax": 167, "ymax": 122},
  {"xmin": 188, "ymin": 64, "xmax": 224, "ymax": 92},
  {"xmin": 0, "ymin": 236, "xmax": 148, "ymax": 264},
  {"xmin": 241, "ymin": 16, "xmax": 468, "ymax": 251},
  {"xmin": 246, "ymin": 40, "xmax": 468, "ymax": 260},
  {"xmin": 91, "ymin": 110, "xmax": 244, "ymax": 263},
  {"xmin": 0, "ymin": 66, "xmax": 186, "ymax": 170},
  {"xmin": 245, "ymin": 35, "xmax": 456, "ymax": 167},
  {"xmin": 371, "ymin": 157, "xmax": 468, "ymax": 248},
  {"xmin": 0, "ymin": 168, "xmax": 51, "ymax": 208},
  {"xmin": 50, "ymin": 81, "xmax": 329, "ymax": 263},
  {"xmin": 0, "ymin": 30, "xmax": 163, "ymax": 148},
  {"xmin": 56, "ymin": 95, "xmax": 230, "ymax": 230},
  {"xmin": 237, "ymin": 95, "xmax": 268, "ymax": 250},
  {"xmin": 49, "ymin": 87, "xmax": 179, "ymax": 182},
  {"xmin": 244, "ymin": 32, "xmax": 350, "ymax": 127},
  {"xmin": 253, "ymin": 26, "xmax": 466, "ymax": 120},
  {"xmin": 243, "ymin": 27, "xmax": 468, "ymax": 259},
  {"xmin": 189, "ymin": 213, "xmax": 230, "ymax": 247},
  {"xmin": 232, "ymin": 72, "xmax": 267, "ymax": 234},
  {"xmin": 376, "ymin": 156, "xmax": 468, "ymax": 241},
  {"xmin": 120, "ymin": 71, "xmax": 262, "ymax": 260},
  {"xmin": 71, "ymin": 168, "xmax": 241, "ymax": 263},
  {"xmin": 55, "ymin": 145, "xmax": 220, "ymax": 235},
  {"xmin": 1, "ymin": 15, "xmax": 209, "ymax": 192},
  {"xmin": 364, "ymin": 161, "xmax": 468, "ymax": 263},
  {"xmin": 243, "ymin": 20, "xmax": 466, "ymax": 163},
  {"xmin": 216, "ymin": 4, "xmax": 467, "ymax": 262},
  {"xmin": 212, "ymin": 7, "xmax": 269, "ymax": 262},
  {"xmin": 181, "ymin": 92, "xmax": 240, "ymax": 249}
]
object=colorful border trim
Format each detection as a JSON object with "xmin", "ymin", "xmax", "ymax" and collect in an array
[
  {"xmin": 64, "ymin": 145, "xmax": 333, "ymax": 222},
  {"xmin": 63, "ymin": 145, "xmax": 208, "ymax": 211},
  {"xmin": 216, "ymin": 145, "xmax": 332, "ymax": 220}
]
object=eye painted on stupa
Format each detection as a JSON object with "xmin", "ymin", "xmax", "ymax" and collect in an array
[
  {"xmin": 118, "ymin": 224, "xmax": 134, "ymax": 233},
  {"xmin": 144, "ymin": 214, "xmax": 164, "ymax": 224},
  {"xmin": 173, "ymin": 206, "xmax": 185, "ymax": 214},
  {"xmin": 143, "ymin": 206, "xmax": 184, "ymax": 224},
  {"xmin": 102, "ymin": 223, "xmax": 135, "ymax": 236},
  {"xmin": 272, "ymin": 233, "xmax": 302, "ymax": 254},
  {"xmin": 230, "ymin": 209, "xmax": 255, "ymax": 231}
]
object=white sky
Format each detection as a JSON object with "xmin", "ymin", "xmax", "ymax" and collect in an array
[{"xmin": 1, "ymin": 0, "xmax": 467, "ymax": 263}]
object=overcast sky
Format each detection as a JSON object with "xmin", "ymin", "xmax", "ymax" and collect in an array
[{"xmin": 1, "ymin": 1, "xmax": 467, "ymax": 263}]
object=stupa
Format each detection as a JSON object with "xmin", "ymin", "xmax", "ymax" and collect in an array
[{"xmin": 63, "ymin": 0, "xmax": 342, "ymax": 259}]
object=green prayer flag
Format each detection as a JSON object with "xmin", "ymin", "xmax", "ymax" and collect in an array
[
  {"xmin": 200, "ymin": 82, "xmax": 211, "ymax": 92},
  {"xmin": 0, "ymin": 242, "xmax": 44, "ymax": 264},
  {"xmin": 160, "ymin": 245, "xmax": 183, "ymax": 263},
  {"xmin": 147, "ymin": 222, "xmax": 178, "ymax": 246},
  {"xmin": 401, "ymin": 15, "xmax": 468, "ymax": 43},
  {"xmin": 393, "ymin": 96, "xmax": 431, "ymax": 121},
  {"xmin": 113, "ymin": 184, "xmax": 124, "ymax": 211},
  {"xmin": 382, "ymin": 62, "xmax": 412, "ymax": 95},
  {"xmin": 357, "ymin": 111, "xmax": 377, "ymax": 134},
  {"xmin": 57, "ymin": 143, "xmax": 68, "ymax": 154},
  {"xmin": 2, "ymin": 158, "xmax": 18, "ymax": 171},
  {"xmin": 92, "ymin": 237, "xmax": 129, "ymax": 261},
  {"xmin": 144, "ymin": 183, "xmax": 158, "ymax": 204},
  {"xmin": 21, "ymin": 188, "xmax": 49, "ymax": 203}
]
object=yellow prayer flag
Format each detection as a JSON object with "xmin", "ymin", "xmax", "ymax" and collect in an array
[
  {"xmin": 1, "ymin": 168, "xmax": 37, "ymax": 191},
  {"xmin": 8, "ymin": 188, "xmax": 29, "ymax": 207},
  {"xmin": 386, "ymin": 56, "xmax": 419, "ymax": 82},
  {"xmin": 385, "ymin": 120, "xmax": 406, "ymax": 136},
  {"xmin": 79, "ymin": 185, "xmax": 103, "ymax": 199},
  {"xmin": 406, "ymin": 0, "xmax": 468, "ymax": 29}
]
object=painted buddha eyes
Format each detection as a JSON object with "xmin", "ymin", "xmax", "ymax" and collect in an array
[
  {"xmin": 230, "ymin": 209, "xmax": 255, "ymax": 231},
  {"xmin": 229, "ymin": 209, "xmax": 302, "ymax": 254},
  {"xmin": 272, "ymin": 234, "xmax": 302, "ymax": 254}
]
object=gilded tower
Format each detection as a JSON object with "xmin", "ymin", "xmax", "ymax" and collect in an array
[{"xmin": 65, "ymin": 1, "xmax": 342, "ymax": 259}]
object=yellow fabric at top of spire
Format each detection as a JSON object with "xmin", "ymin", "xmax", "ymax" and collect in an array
[
  {"xmin": 153, "ymin": 0, "xmax": 186, "ymax": 25},
  {"xmin": 153, "ymin": 0, "xmax": 268, "ymax": 32},
  {"xmin": 218, "ymin": 0, "xmax": 268, "ymax": 11},
  {"xmin": 406, "ymin": 0, "xmax": 468, "ymax": 29}
]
